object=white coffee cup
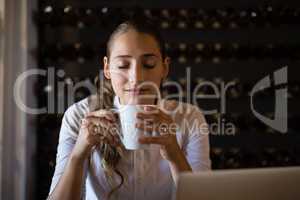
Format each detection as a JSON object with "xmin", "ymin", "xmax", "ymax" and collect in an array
[{"xmin": 118, "ymin": 104, "xmax": 158, "ymax": 150}]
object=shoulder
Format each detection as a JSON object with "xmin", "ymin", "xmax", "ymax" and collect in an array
[
  {"xmin": 62, "ymin": 97, "xmax": 90, "ymax": 132},
  {"xmin": 64, "ymin": 97, "xmax": 90, "ymax": 118}
]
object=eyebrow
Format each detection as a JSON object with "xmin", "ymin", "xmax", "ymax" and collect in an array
[{"xmin": 112, "ymin": 53, "xmax": 159, "ymax": 60}]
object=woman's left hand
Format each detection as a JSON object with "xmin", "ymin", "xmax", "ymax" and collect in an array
[{"xmin": 135, "ymin": 105, "xmax": 182, "ymax": 163}]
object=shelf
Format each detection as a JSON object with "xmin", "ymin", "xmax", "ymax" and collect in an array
[{"xmin": 209, "ymin": 132, "xmax": 300, "ymax": 148}]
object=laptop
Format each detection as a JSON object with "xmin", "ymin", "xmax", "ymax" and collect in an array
[{"xmin": 175, "ymin": 167, "xmax": 300, "ymax": 200}]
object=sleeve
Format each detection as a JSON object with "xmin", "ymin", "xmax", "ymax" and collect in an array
[
  {"xmin": 48, "ymin": 104, "xmax": 88, "ymax": 198},
  {"xmin": 183, "ymin": 105, "xmax": 211, "ymax": 171}
]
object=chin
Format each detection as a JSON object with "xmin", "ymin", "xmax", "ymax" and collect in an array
[{"xmin": 125, "ymin": 96, "xmax": 156, "ymax": 105}]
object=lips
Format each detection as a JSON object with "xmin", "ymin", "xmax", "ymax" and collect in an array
[{"xmin": 124, "ymin": 88, "xmax": 148, "ymax": 95}]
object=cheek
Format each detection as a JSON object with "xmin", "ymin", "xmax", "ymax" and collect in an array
[
  {"xmin": 110, "ymin": 75, "xmax": 127, "ymax": 93},
  {"xmin": 140, "ymin": 76, "xmax": 162, "ymax": 93},
  {"xmin": 144, "ymin": 71, "xmax": 163, "ymax": 85}
]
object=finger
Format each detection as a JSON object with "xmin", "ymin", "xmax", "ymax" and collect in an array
[
  {"xmin": 86, "ymin": 110, "xmax": 117, "ymax": 122},
  {"xmin": 138, "ymin": 136, "xmax": 166, "ymax": 145},
  {"xmin": 142, "ymin": 105, "xmax": 160, "ymax": 114},
  {"xmin": 136, "ymin": 120, "xmax": 175, "ymax": 135},
  {"xmin": 109, "ymin": 133, "xmax": 122, "ymax": 147},
  {"xmin": 136, "ymin": 122, "xmax": 155, "ymax": 132},
  {"xmin": 100, "ymin": 131, "xmax": 122, "ymax": 147},
  {"xmin": 87, "ymin": 109, "xmax": 113, "ymax": 117},
  {"xmin": 139, "ymin": 107, "xmax": 172, "ymax": 125},
  {"xmin": 109, "ymin": 126, "xmax": 121, "ymax": 138},
  {"xmin": 136, "ymin": 112, "xmax": 159, "ymax": 123},
  {"xmin": 109, "ymin": 127, "xmax": 123, "ymax": 146},
  {"xmin": 95, "ymin": 122, "xmax": 121, "ymax": 144},
  {"xmin": 84, "ymin": 117, "xmax": 115, "ymax": 136},
  {"xmin": 93, "ymin": 131, "xmax": 113, "ymax": 145},
  {"xmin": 136, "ymin": 121, "xmax": 171, "ymax": 135},
  {"xmin": 85, "ymin": 116, "xmax": 114, "ymax": 127},
  {"xmin": 159, "ymin": 100, "xmax": 178, "ymax": 113},
  {"xmin": 81, "ymin": 118, "xmax": 120, "ymax": 146},
  {"xmin": 81, "ymin": 118, "xmax": 88, "ymax": 127}
]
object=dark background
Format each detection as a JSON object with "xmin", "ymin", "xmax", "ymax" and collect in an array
[{"xmin": 35, "ymin": 0, "xmax": 300, "ymax": 199}]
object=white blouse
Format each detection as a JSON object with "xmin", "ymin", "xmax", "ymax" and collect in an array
[{"xmin": 49, "ymin": 96, "xmax": 211, "ymax": 200}]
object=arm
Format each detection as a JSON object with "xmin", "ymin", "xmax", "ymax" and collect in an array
[
  {"xmin": 48, "ymin": 153, "xmax": 88, "ymax": 200},
  {"xmin": 137, "ymin": 104, "xmax": 211, "ymax": 185},
  {"xmin": 184, "ymin": 106, "xmax": 211, "ymax": 172},
  {"xmin": 47, "ymin": 106, "xmax": 90, "ymax": 200},
  {"xmin": 48, "ymin": 106, "xmax": 119, "ymax": 200},
  {"xmin": 168, "ymin": 106, "xmax": 211, "ymax": 184},
  {"xmin": 167, "ymin": 149, "xmax": 192, "ymax": 184}
]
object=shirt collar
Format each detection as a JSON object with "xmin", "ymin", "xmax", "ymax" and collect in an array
[{"xmin": 113, "ymin": 95, "xmax": 121, "ymax": 109}]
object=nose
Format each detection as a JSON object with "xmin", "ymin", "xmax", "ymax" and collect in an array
[{"xmin": 129, "ymin": 63, "xmax": 144, "ymax": 84}]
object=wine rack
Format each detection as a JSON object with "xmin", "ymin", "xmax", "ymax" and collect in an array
[{"xmin": 34, "ymin": 0, "xmax": 300, "ymax": 199}]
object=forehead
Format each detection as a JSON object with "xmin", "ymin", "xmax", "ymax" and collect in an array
[{"xmin": 109, "ymin": 29, "xmax": 161, "ymax": 58}]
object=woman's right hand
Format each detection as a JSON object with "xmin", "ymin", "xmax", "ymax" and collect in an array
[{"xmin": 71, "ymin": 110, "xmax": 121, "ymax": 161}]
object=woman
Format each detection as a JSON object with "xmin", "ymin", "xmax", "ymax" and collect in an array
[{"xmin": 48, "ymin": 18, "xmax": 211, "ymax": 200}]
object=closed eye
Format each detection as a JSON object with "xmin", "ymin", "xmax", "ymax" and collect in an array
[
  {"xmin": 144, "ymin": 64, "xmax": 155, "ymax": 69},
  {"xmin": 117, "ymin": 65, "xmax": 129, "ymax": 69}
]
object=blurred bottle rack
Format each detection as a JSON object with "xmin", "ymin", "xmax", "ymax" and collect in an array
[{"xmin": 35, "ymin": 0, "xmax": 300, "ymax": 199}]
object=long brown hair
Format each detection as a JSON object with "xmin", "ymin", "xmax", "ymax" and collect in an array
[{"xmin": 88, "ymin": 17, "xmax": 166, "ymax": 199}]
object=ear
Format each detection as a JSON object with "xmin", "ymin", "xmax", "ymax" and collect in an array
[
  {"xmin": 162, "ymin": 57, "xmax": 170, "ymax": 80},
  {"xmin": 103, "ymin": 56, "xmax": 110, "ymax": 79}
]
